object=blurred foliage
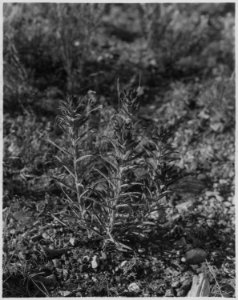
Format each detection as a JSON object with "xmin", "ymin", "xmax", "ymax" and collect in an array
[
  {"xmin": 3, "ymin": 3, "xmax": 234, "ymax": 112},
  {"xmin": 143, "ymin": 3, "xmax": 234, "ymax": 77}
]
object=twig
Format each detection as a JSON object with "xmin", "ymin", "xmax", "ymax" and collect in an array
[{"xmin": 51, "ymin": 214, "xmax": 67, "ymax": 227}]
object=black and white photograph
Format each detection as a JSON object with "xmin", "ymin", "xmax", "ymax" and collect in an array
[{"xmin": 3, "ymin": 2, "xmax": 235, "ymax": 297}]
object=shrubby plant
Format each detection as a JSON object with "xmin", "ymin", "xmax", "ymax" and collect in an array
[{"xmin": 50, "ymin": 89, "xmax": 178, "ymax": 251}]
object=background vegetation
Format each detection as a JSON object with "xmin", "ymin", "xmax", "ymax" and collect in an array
[{"xmin": 3, "ymin": 3, "xmax": 235, "ymax": 297}]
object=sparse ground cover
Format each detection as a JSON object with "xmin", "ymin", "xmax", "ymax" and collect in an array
[{"xmin": 3, "ymin": 3, "xmax": 235, "ymax": 297}]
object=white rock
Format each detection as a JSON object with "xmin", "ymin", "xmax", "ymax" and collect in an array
[
  {"xmin": 216, "ymin": 195, "xmax": 224, "ymax": 202},
  {"xmin": 69, "ymin": 237, "xmax": 75, "ymax": 246},
  {"xmin": 128, "ymin": 282, "xmax": 140, "ymax": 293},
  {"xmin": 91, "ymin": 255, "xmax": 98, "ymax": 269},
  {"xmin": 59, "ymin": 291, "xmax": 71, "ymax": 297},
  {"xmin": 205, "ymin": 191, "xmax": 216, "ymax": 198},
  {"xmin": 224, "ymin": 201, "xmax": 231, "ymax": 208},
  {"xmin": 176, "ymin": 200, "xmax": 193, "ymax": 213}
]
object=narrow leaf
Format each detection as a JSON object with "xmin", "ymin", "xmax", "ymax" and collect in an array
[
  {"xmin": 76, "ymin": 154, "xmax": 92, "ymax": 163},
  {"xmin": 47, "ymin": 139, "xmax": 72, "ymax": 157},
  {"xmin": 100, "ymin": 155, "xmax": 118, "ymax": 171},
  {"xmin": 61, "ymin": 187, "xmax": 75, "ymax": 204},
  {"xmin": 94, "ymin": 168, "xmax": 116, "ymax": 188},
  {"xmin": 55, "ymin": 156, "xmax": 75, "ymax": 178},
  {"xmin": 53, "ymin": 177, "xmax": 76, "ymax": 193},
  {"xmin": 83, "ymin": 195, "xmax": 114, "ymax": 210}
]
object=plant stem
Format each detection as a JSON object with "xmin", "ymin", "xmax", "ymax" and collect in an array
[{"xmin": 72, "ymin": 137, "xmax": 83, "ymax": 215}]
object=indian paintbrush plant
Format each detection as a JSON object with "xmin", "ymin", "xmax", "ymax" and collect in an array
[
  {"xmin": 50, "ymin": 88, "xmax": 177, "ymax": 251},
  {"xmin": 48, "ymin": 94, "xmax": 102, "ymax": 236}
]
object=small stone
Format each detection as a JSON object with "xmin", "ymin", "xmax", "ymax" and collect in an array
[
  {"xmin": 205, "ymin": 191, "xmax": 216, "ymax": 198},
  {"xmin": 184, "ymin": 248, "xmax": 207, "ymax": 265},
  {"xmin": 164, "ymin": 288, "xmax": 174, "ymax": 297},
  {"xmin": 218, "ymin": 220, "xmax": 227, "ymax": 226},
  {"xmin": 69, "ymin": 237, "xmax": 75, "ymax": 246},
  {"xmin": 59, "ymin": 290, "xmax": 71, "ymax": 297},
  {"xmin": 176, "ymin": 200, "xmax": 193, "ymax": 213},
  {"xmin": 42, "ymin": 232, "xmax": 51, "ymax": 240},
  {"xmin": 224, "ymin": 201, "xmax": 231, "ymax": 208},
  {"xmin": 223, "ymin": 208, "xmax": 228, "ymax": 214},
  {"xmin": 91, "ymin": 255, "xmax": 98, "ymax": 269},
  {"xmin": 216, "ymin": 195, "xmax": 224, "ymax": 202},
  {"xmin": 128, "ymin": 282, "xmax": 140, "ymax": 293},
  {"xmin": 219, "ymin": 179, "xmax": 227, "ymax": 184}
]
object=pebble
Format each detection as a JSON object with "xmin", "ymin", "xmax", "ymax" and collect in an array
[
  {"xmin": 59, "ymin": 291, "xmax": 71, "ymax": 297},
  {"xmin": 216, "ymin": 195, "xmax": 224, "ymax": 202},
  {"xmin": 219, "ymin": 179, "xmax": 228, "ymax": 184},
  {"xmin": 42, "ymin": 232, "xmax": 51, "ymax": 240},
  {"xmin": 223, "ymin": 208, "xmax": 228, "ymax": 214},
  {"xmin": 91, "ymin": 255, "xmax": 98, "ymax": 269},
  {"xmin": 224, "ymin": 201, "xmax": 231, "ymax": 208},
  {"xmin": 164, "ymin": 289, "xmax": 174, "ymax": 297},
  {"xmin": 128, "ymin": 282, "xmax": 140, "ymax": 293},
  {"xmin": 184, "ymin": 248, "xmax": 207, "ymax": 265},
  {"xmin": 69, "ymin": 237, "xmax": 75, "ymax": 246},
  {"xmin": 218, "ymin": 220, "xmax": 227, "ymax": 226},
  {"xmin": 205, "ymin": 191, "xmax": 216, "ymax": 198}
]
